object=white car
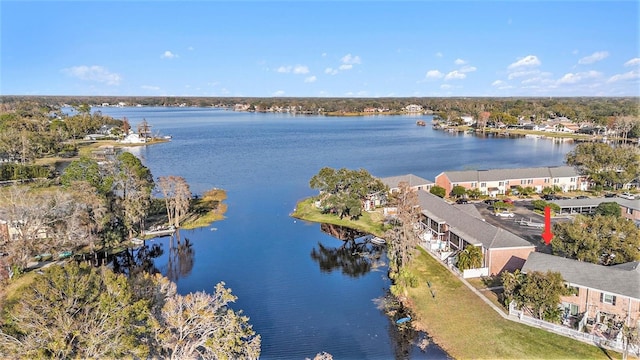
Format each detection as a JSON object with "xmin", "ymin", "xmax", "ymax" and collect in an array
[
  {"xmin": 495, "ymin": 211, "xmax": 515, "ymax": 218},
  {"xmin": 620, "ymin": 193, "xmax": 636, "ymax": 200}
]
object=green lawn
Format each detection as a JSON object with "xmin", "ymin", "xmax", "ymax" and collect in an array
[
  {"xmin": 291, "ymin": 197, "xmax": 388, "ymax": 236},
  {"xmin": 405, "ymin": 249, "xmax": 619, "ymax": 359}
]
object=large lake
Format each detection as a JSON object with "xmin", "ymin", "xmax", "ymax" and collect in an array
[{"xmin": 94, "ymin": 107, "xmax": 575, "ymax": 359}]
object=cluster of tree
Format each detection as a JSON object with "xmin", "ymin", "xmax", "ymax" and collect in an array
[
  {"xmin": 566, "ymin": 143, "xmax": 640, "ymax": 190},
  {"xmin": 0, "ymin": 162, "xmax": 54, "ymax": 181},
  {"xmin": 0, "ymin": 153, "xmax": 193, "ymax": 276},
  {"xmin": 0, "ymin": 101, "xmax": 124, "ymax": 164},
  {"xmin": 0, "ymin": 262, "xmax": 260, "ymax": 359},
  {"xmin": 309, "ymin": 167, "xmax": 387, "ymax": 219},
  {"xmin": 501, "ymin": 270, "xmax": 569, "ymax": 322},
  {"xmin": 551, "ymin": 213, "xmax": 640, "ymax": 266}
]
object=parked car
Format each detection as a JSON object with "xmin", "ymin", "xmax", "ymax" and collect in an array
[
  {"xmin": 503, "ymin": 198, "xmax": 514, "ymax": 205},
  {"xmin": 620, "ymin": 192, "xmax": 637, "ymax": 200},
  {"xmin": 484, "ymin": 199, "xmax": 498, "ymax": 205},
  {"xmin": 456, "ymin": 198, "xmax": 468, "ymax": 204},
  {"xmin": 495, "ymin": 211, "xmax": 515, "ymax": 218},
  {"xmin": 604, "ymin": 193, "xmax": 617, "ymax": 198},
  {"xmin": 542, "ymin": 194, "xmax": 558, "ymax": 200},
  {"xmin": 576, "ymin": 195, "xmax": 589, "ymax": 199}
]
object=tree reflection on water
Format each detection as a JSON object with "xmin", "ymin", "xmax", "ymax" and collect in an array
[
  {"xmin": 166, "ymin": 233, "xmax": 195, "ymax": 282},
  {"xmin": 310, "ymin": 223, "xmax": 386, "ymax": 278}
]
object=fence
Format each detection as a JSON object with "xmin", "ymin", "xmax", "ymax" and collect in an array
[{"xmin": 509, "ymin": 302, "xmax": 639, "ymax": 356}]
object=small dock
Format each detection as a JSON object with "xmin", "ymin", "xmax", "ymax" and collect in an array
[
  {"xmin": 143, "ymin": 226, "xmax": 176, "ymax": 237},
  {"xmin": 370, "ymin": 236, "xmax": 386, "ymax": 245}
]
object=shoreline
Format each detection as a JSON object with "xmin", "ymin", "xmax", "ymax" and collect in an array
[{"xmin": 291, "ymin": 199, "xmax": 617, "ymax": 359}]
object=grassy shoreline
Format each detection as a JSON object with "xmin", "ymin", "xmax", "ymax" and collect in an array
[
  {"xmin": 292, "ymin": 197, "xmax": 619, "ymax": 359},
  {"xmin": 291, "ymin": 197, "xmax": 387, "ymax": 236}
]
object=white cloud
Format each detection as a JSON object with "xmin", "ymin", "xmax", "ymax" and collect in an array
[
  {"xmin": 339, "ymin": 64, "xmax": 353, "ymax": 70},
  {"xmin": 187, "ymin": 46, "xmax": 194, "ymax": 51},
  {"xmin": 459, "ymin": 65, "xmax": 477, "ymax": 73},
  {"xmin": 276, "ymin": 65, "xmax": 309, "ymax": 74},
  {"xmin": 624, "ymin": 58, "xmax": 640, "ymax": 67},
  {"xmin": 161, "ymin": 50, "xmax": 178, "ymax": 59},
  {"xmin": 572, "ymin": 49, "xmax": 579, "ymax": 55},
  {"xmin": 341, "ymin": 54, "xmax": 361, "ymax": 65},
  {"xmin": 61, "ymin": 65, "xmax": 121, "ymax": 85},
  {"xmin": 141, "ymin": 85, "xmax": 160, "ymax": 91},
  {"xmin": 325, "ymin": 67, "xmax": 338, "ymax": 75},
  {"xmin": 578, "ymin": 51, "xmax": 609, "ymax": 65},
  {"xmin": 454, "ymin": 58, "xmax": 466, "ymax": 65},
  {"xmin": 440, "ymin": 84, "xmax": 452, "ymax": 89},
  {"xmin": 607, "ymin": 70, "xmax": 640, "ymax": 82},
  {"xmin": 508, "ymin": 55, "xmax": 541, "ymax": 69},
  {"xmin": 293, "ymin": 65, "xmax": 309, "ymax": 74},
  {"xmin": 491, "ymin": 80, "xmax": 514, "ymax": 89},
  {"xmin": 272, "ymin": 90, "xmax": 285, "ymax": 97},
  {"xmin": 444, "ymin": 70, "xmax": 466, "ymax": 80},
  {"xmin": 304, "ymin": 75, "xmax": 317, "ymax": 83},
  {"xmin": 426, "ymin": 70, "xmax": 444, "ymax": 79},
  {"xmin": 557, "ymin": 70, "xmax": 602, "ymax": 84},
  {"xmin": 435, "ymin": 52, "xmax": 443, "ymax": 58},
  {"xmin": 508, "ymin": 70, "xmax": 540, "ymax": 80}
]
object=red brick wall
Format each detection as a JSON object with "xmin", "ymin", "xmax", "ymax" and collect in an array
[{"xmin": 488, "ymin": 247, "xmax": 535, "ymax": 275}]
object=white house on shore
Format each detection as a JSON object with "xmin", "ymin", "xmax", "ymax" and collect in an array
[{"xmin": 119, "ymin": 133, "xmax": 146, "ymax": 144}]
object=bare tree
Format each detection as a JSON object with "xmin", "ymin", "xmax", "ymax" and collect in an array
[
  {"xmin": 157, "ymin": 282, "xmax": 261, "ymax": 360},
  {"xmin": 385, "ymin": 181, "xmax": 421, "ymax": 274},
  {"xmin": 0, "ymin": 186, "xmax": 61, "ymax": 270},
  {"xmin": 157, "ymin": 175, "xmax": 192, "ymax": 228}
]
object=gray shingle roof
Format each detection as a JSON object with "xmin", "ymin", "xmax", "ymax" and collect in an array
[
  {"xmin": 416, "ymin": 190, "xmax": 534, "ymax": 249},
  {"xmin": 552, "ymin": 197, "xmax": 640, "ymax": 210},
  {"xmin": 380, "ymin": 174, "xmax": 433, "ymax": 189},
  {"xmin": 440, "ymin": 166, "xmax": 580, "ymax": 183},
  {"xmin": 522, "ymin": 252, "xmax": 640, "ymax": 299}
]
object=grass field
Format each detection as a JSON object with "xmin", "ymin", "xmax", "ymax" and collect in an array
[
  {"xmin": 291, "ymin": 197, "xmax": 388, "ymax": 236},
  {"xmin": 405, "ymin": 249, "xmax": 619, "ymax": 359}
]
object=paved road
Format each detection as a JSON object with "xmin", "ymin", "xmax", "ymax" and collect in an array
[{"xmin": 473, "ymin": 199, "xmax": 571, "ymax": 254}]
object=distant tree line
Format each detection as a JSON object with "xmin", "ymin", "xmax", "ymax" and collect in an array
[{"xmin": 2, "ymin": 95, "xmax": 638, "ymax": 127}]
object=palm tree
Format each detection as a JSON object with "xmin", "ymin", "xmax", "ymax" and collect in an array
[{"xmin": 457, "ymin": 245, "xmax": 483, "ymax": 271}]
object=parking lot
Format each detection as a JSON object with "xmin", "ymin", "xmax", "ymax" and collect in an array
[{"xmin": 473, "ymin": 199, "xmax": 571, "ymax": 254}]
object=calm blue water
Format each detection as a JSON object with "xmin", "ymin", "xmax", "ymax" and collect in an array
[{"xmin": 94, "ymin": 107, "xmax": 575, "ymax": 359}]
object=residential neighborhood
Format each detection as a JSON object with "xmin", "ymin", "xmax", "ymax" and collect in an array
[{"xmin": 380, "ymin": 169, "xmax": 640, "ymax": 354}]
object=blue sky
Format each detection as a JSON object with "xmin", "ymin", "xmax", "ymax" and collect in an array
[{"xmin": 2, "ymin": 1, "xmax": 639, "ymax": 97}]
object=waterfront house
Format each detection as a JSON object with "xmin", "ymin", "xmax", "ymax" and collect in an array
[
  {"xmin": 434, "ymin": 166, "xmax": 588, "ymax": 197},
  {"xmin": 380, "ymin": 174, "xmax": 434, "ymax": 193},
  {"xmin": 416, "ymin": 190, "xmax": 535, "ymax": 277},
  {"xmin": 522, "ymin": 252, "xmax": 640, "ymax": 339},
  {"xmin": 405, "ymin": 104, "xmax": 423, "ymax": 113},
  {"xmin": 120, "ymin": 133, "xmax": 146, "ymax": 144}
]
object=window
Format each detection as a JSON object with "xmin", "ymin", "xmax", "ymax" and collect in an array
[
  {"xmin": 554, "ymin": 178, "xmax": 559, "ymax": 184},
  {"xmin": 521, "ymin": 180, "xmax": 526, "ymax": 185},
  {"xmin": 627, "ymin": 208, "xmax": 633, "ymax": 215},
  {"xmin": 570, "ymin": 177, "xmax": 576, "ymax": 182},
  {"xmin": 544, "ymin": 178, "xmax": 549, "ymax": 183},
  {"xmin": 499, "ymin": 181, "xmax": 504, "ymax": 186},
  {"xmin": 600, "ymin": 293, "xmax": 616, "ymax": 305},
  {"xmin": 480, "ymin": 182, "xmax": 486, "ymax": 187},
  {"xmin": 471, "ymin": 182, "xmax": 477, "ymax": 187}
]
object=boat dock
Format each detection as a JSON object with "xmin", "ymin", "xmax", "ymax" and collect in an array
[{"xmin": 143, "ymin": 226, "xmax": 176, "ymax": 237}]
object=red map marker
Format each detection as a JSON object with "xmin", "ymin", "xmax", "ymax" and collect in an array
[{"xmin": 541, "ymin": 206, "xmax": 553, "ymax": 245}]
